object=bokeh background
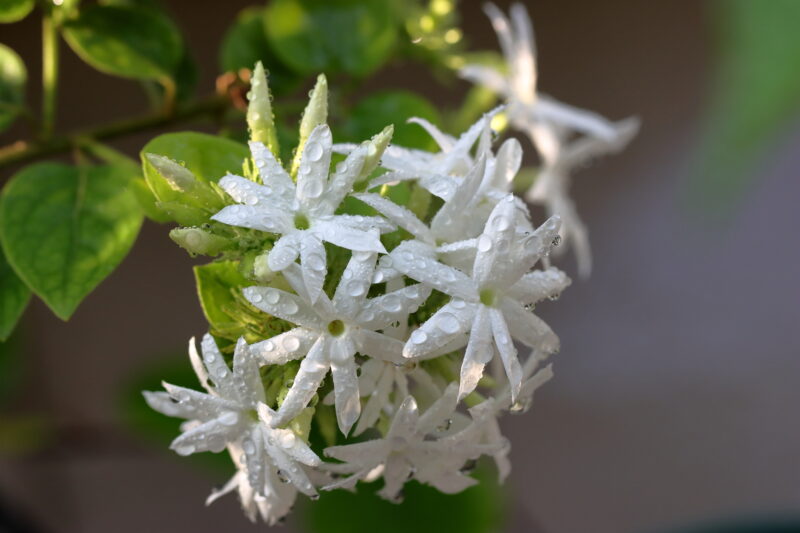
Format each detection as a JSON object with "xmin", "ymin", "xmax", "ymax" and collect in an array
[{"xmin": 1, "ymin": 1, "xmax": 799, "ymax": 532}]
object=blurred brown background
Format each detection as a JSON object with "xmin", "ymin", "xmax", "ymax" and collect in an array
[{"xmin": 1, "ymin": 1, "xmax": 799, "ymax": 532}]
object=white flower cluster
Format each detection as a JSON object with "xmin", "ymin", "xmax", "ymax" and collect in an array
[
  {"xmin": 143, "ymin": 3, "xmax": 636, "ymax": 525},
  {"xmin": 460, "ymin": 2, "xmax": 639, "ymax": 277}
]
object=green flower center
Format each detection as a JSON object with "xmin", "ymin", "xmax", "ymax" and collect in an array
[
  {"xmin": 327, "ymin": 319, "xmax": 346, "ymax": 336},
  {"xmin": 246, "ymin": 409, "xmax": 259, "ymax": 422},
  {"xmin": 479, "ymin": 289, "xmax": 497, "ymax": 307},
  {"xmin": 294, "ymin": 213, "xmax": 310, "ymax": 230}
]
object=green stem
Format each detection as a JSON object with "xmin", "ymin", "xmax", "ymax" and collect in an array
[
  {"xmin": 0, "ymin": 95, "xmax": 230, "ymax": 170},
  {"xmin": 41, "ymin": 8, "xmax": 59, "ymax": 140}
]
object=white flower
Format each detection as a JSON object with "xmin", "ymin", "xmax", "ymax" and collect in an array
[
  {"xmin": 206, "ymin": 456, "xmax": 297, "ymax": 525},
  {"xmin": 244, "ymin": 253, "xmax": 432, "ymax": 435},
  {"xmin": 335, "ymin": 110, "xmax": 492, "ymax": 201},
  {"xmin": 143, "ymin": 335, "xmax": 322, "ymax": 501},
  {"xmin": 322, "ymin": 386, "xmax": 498, "ymax": 501},
  {"xmin": 461, "ymin": 2, "xmax": 639, "ymax": 276},
  {"xmin": 212, "ymin": 127, "xmax": 394, "ymax": 302},
  {"xmin": 394, "ymin": 195, "xmax": 570, "ymax": 400},
  {"xmin": 460, "ymin": 3, "xmax": 621, "ymax": 141},
  {"xmin": 526, "ymin": 117, "xmax": 639, "ymax": 277}
]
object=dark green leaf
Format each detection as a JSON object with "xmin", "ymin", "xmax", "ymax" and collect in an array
[
  {"xmin": 194, "ymin": 260, "xmax": 251, "ymax": 336},
  {"xmin": 0, "ymin": 44, "xmax": 26, "ymax": 132},
  {"xmin": 0, "ymin": 163, "xmax": 143, "ymax": 320},
  {"xmin": 264, "ymin": 0, "xmax": 398, "ymax": 77},
  {"xmin": 62, "ymin": 5, "xmax": 182, "ymax": 81},
  {"xmin": 0, "ymin": 0, "xmax": 34, "ymax": 23},
  {"xmin": 0, "ymin": 247, "xmax": 29, "ymax": 341},
  {"xmin": 300, "ymin": 463, "xmax": 506, "ymax": 533},
  {"xmin": 221, "ymin": 6, "xmax": 299, "ymax": 96},
  {"xmin": 342, "ymin": 90, "xmax": 440, "ymax": 149},
  {"xmin": 690, "ymin": 0, "xmax": 800, "ymax": 210}
]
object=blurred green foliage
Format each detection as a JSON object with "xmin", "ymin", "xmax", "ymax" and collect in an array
[{"xmin": 692, "ymin": 0, "xmax": 800, "ymax": 211}]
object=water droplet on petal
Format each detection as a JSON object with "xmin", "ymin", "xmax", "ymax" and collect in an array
[
  {"xmin": 283, "ymin": 335, "xmax": 301, "ymax": 352},
  {"xmin": 305, "ymin": 141, "xmax": 323, "ymax": 162},
  {"xmin": 437, "ymin": 313, "xmax": 460, "ymax": 334},
  {"xmin": 250, "ymin": 292, "xmax": 263, "ymax": 303},
  {"xmin": 175, "ymin": 444, "xmax": 195, "ymax": 456},
  {"xmin": 283, "ymin": 300, "xmax": 299, "ymax": 315},
  {"xmin": 381, "ymin": 294, "xmax": 402, "ymax": 313},
  {"xmin": 242, "ymin": 439, "xmax": 255, "ymax": 455},
  {"xmin": 450, "ymin": 299, "xmax": 466, "ymax": 309},
  {"xmin": 265, "ymin": 289, "xmax": 280, "ymax": 304},
  {"xmin": 410, "ymin": 330, "xmax": 428, "ymax": 344},
  {"xmin": 477, "ymin": 234, "xmax": 493, "ymax": 252},
  {"xmin": 280, "ymin": 432, "xmax": 296, "ymax": 448},
  {"xmin": 347, "ymin": 281, "xmax": 366, "ymax": 297}
]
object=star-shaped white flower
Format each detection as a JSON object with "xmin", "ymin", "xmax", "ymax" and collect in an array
[
  {"xmin": 394, "ymin": 195, "xmax": 570, "ymax": 400},
  {"xmin": 323, "ymin": 387, "xmax": 497, "ymax": 501},
  {"xmin": 245, "ymin": 253, "xmax": 432, "ymax": 435},
  {"xmin": 206, "ymin": 452, "xmax": 297, "ymax": 525},
  {"xmin": 526, "ymin": 117, "xmax": 639, "ymax": 277},
  {"xmin": 460, "ymin": 3, "xmax": 622, "ymax": 142},
  {"xmin": 212, "ymin": 125, "xmax": 394, "ymax": 302},
  {"xmin": 143, "ymin": 335, "xmax": 322, "ymax": 498}
]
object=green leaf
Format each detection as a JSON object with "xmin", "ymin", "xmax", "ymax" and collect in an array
[
  {"xmin": 0, "ymin": 247, "xmax": 29, "ymax": 341},
  {"xmin": 342, "ymin": 90, "xmax": 440, "ymax": 149},
  {"xmin": 690, "ymin": 0, "xmax": 800, "ymax": 211},
  {"xmin": 62, "ymin": 4, "xmax": 182, "ymax": 81},
  {"xmin": 264, "ymin": 0, "xmax": 398, "ymax": 77},
  {"xmin": 0, "ymin": 44, "xmax": 26, "ymax": 132},
  {"xmin": 300, "ymin": 463, "xmax": 506, "ymax": 533},
  {"xmin": 0, "ymin": 163, "xmax": 143, "ymax": 320},
  {"xmin": 0, "ymin": 0, "xmax": 34, "ymax": 23},
  {"xmin": 221, "ymin": 6, "xmax": 299, "ymax": 96},
  {"xmin": 194, "ymin": 261, "xmax": 253, "ymax": 338}
]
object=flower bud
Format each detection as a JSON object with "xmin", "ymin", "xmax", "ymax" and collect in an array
[
  {"xmin": 169, "ymin": 227, "xmax": 231, "ymax": 256},
  {"xmin": 357, "ymin": 124, "xmax": 393, "ymax": 183},
  {"xmin": 247, "ymin": 61, "xmax": 280, "ymax": 159},
  {"xmin": 291, "ymin": 74, "xmax": 328, "ymax": 178},
  {"xmin": 145, "ymin": 153, "xmax": 197, "ymax": 193}
]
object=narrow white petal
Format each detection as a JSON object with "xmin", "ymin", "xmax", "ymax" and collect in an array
[
  {"xmin": 329, "ymin": 336, "xmax": 361, "ymax": 435},
  {"xmin": 356, "ymin": 330, "xmax": 405, "ymax": 364},
  {"xmin": 244, "ymin": 286, "xmax": 324, "ymax": 329},
  {"xmin": 402, "ymin": 301, "xmax": 473, "ymax": 359},
  {"xmin": 356, "ymin": 283, "xmax": 432, "ymax": 330},
  {"xmin": 535, "ymin": 95, "xmax": 620, "ymax": 141},
  {"xmin": 250, "ymin": 328, "xmax": 318, "ymax": 365},
  {"xmin": 510, "ymin": 268, "xmax": 571, "ymax": 306},
  {"xmin": 335, "ymin": 214, "xmax": 396, "ymax": 234},
  {"xmin": 218, "ymin": 174, "xmax": 272, "ymax": 206},
  {"xmin": 211, "ymin": 204, "xmax": 291, "ymax": 234},
  {"xmin": 489, "ymin": 308, "xmax": 522, "ymax": 401},
  {"xmin": 500, "ymin": 298, "xmax": 559, "ymax": 353},
  {"xmin": 472, "ymin": 195, "xmax": 518, "ymax": 287},
  {"xmin": 296, "ymin": 124, "xmax": 333, "ymax": 214},
  {"xmin": 249, "ymin": 141, "xmax": 295, "ymax": 206},
  {"xmin": 354, "ymin": 193, "xmax": 433, "ymax": 243},
  {"xmin": 232, "ymin": 338, "xmax": 265, "ymax": 406},
  {"xmin": 459, "ymin": 306, "xmax": 493, "ymax": 399},
  {"xmin": 274, "ymin": 336, "xmax": 330, "ymax": 426},
  {"xmin": 333, "ymin": 250, "xmax": 377, "ymax": 314},
  {"xmin": 459, "ymin": 64, "xmax": 510, "ymax": 96},
  {"xmin": 391, "ymin": 249, "xmax": 477, "ymax": 301},
  {"xmin": 377, "ymin": 454, "xmax": 412, "ymax": 501},
  {"xmin": 408, "ymin": 117, "xmax": 456, "ymax": 152},
  {"xmin": 417, "ymin": 382, "xmax": 459, "ymax": 435},
  {"xmin": 300, "ymin": 233, "xmax": 327, "ymax": 304},
  {"xmin": 314, "ymin": 219, "xmax": 387, "ymax": 253},
  {"xmin": 354, "ymin": 364, "xmax": 394, "ymax": 435},
  {"xmin": 267, "ymin": 233, "xmax": 301, "ymax": 271},
  {"xmin": 200, "ymin": 334, "xmax": 236, "ymax": 397}
]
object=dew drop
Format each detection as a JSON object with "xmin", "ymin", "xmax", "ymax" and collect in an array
[
  {"xmin": 250, "ymin": 292, "xmax": 263, "ymax": 303},
  {"xmin": 175, "ymin": 444, "xmax": 195, "ymax": 456},
  {"xmin": 347, "ymin": 281, "xmax": 366, "ymax": 297},
  {"xmin": 303, "ymin": 179, "xmax": 324, "ymax": 199},
  {"xmin": 280, "ymin": 432, "xmax": 296, "ymax": 448},
  {"xmin": 410, "ymin": 330, "xmax": 428, "ymax": 344},
  {"xmin": 265, "ymin": 289, "xmax": 280, "ymax": 304},
  {"xmin": 283, "ymin": 335, "xmax": 301, "ymax": 352},
  {"xmin": 437, "ymin": 313, "xmax": 460, "ymax": 334},
  {"xmin": 283, "ymin": 300, "xmax": 299, "ymax": 315},
  {"xmin": 305, "ymin": 141, "xmax": 324, "ymax": 162},
  {"xmin": 306, "ymin": 253, "xmax": 326, "ymax": 271},
  {"xmin": 450, "ymin": 299, "xmax": 466, "ymax": 309},
  {"xmin": 219, "ymin": 411, "xmax": 239, "ymax": 426},
  {"xmin": 381, "ymin": 294, "xmax": 402, "ymax": 313},
  {"xmin": 263, "ymin": 340, "xmax": 275, "ymax": 352},
  {"xmin": 477, "ymin": 234, "xmax": 493, "ymax": 253}
]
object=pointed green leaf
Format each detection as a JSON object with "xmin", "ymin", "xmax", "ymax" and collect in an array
[
  {"xmin": 0, "ymin": 163, "xmax": 143, "ymax": 320},
  {"xmin": 0, "ymin": 247, "xmax": 29, "ymax": 341},
  {"xmin": 0, "ymin": 0, "xmax": 34, "ymax": 23},
  {"xmin": 62, "ymin": 5, "xmax": 182, "ymax": 81},
  {"xmin": 0, "ymin": 44, "xmax": 26, "ymax": 132}
]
